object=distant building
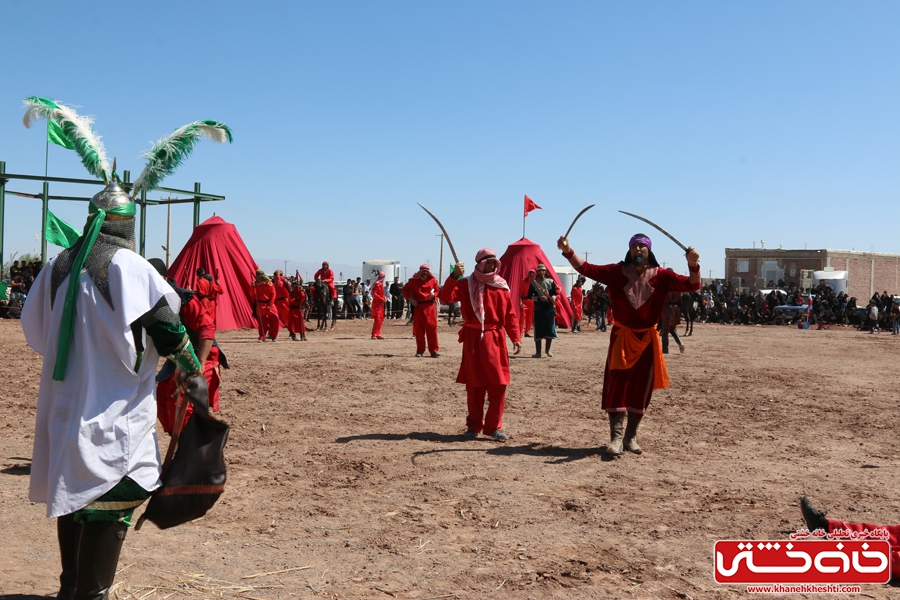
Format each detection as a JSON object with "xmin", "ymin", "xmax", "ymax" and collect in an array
[{"xmin": 724, "ymin": 248, "xmax": 900, "ymax": 298}]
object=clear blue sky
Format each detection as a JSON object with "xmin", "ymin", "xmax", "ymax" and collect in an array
[{"xmin": 1, "ymin": 1, "xmax": 897, "ymax": 279}]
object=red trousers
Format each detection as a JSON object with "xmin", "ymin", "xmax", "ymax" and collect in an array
[
  {"xmin": 371, "ymin": 303, "xmax": 385, "ymax": 338},
  {"xmin": 288, "ymin": 308, "xmax": 306, "ymax": 335},
  {"xmin": 256, "ymin": 309, "xmax": 280, "ymax": 340},
  {"xmin": 828, "ymin": 518, "xmax": 900, "ymax": 576},
  {"xmin": 466, "ymin": 384, "xmax": 506, "ymax": 435},
  {"xmin": 413, "ymin": 305, "xmax": 439, "ymax": 354},
  {"xmin": 521, "ymin": 300, "xmax": 534, "ymax": 335},
  {"xmin": 156, "ymin": 347, "xmax": 220, "ymax": 434}
]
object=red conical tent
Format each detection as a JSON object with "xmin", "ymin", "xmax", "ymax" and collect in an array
[
  {"xmin": 497, "ymin": 238, "xmax": 572, "ymax": 330},
  {"xmin": 168, "ymin": 216, "xmax": 258, "ymax": 331}
]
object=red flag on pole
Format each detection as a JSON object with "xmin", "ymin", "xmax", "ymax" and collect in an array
[{"xmin": 524, "ymin": 195, "xmax": 542, "ymax": 217}]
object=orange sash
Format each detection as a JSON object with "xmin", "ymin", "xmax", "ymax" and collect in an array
[{"xmin": 608, "ymin": 323, "xmax": 669, "ymax": 390}]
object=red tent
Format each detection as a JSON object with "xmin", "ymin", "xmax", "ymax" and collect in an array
[
  {"xmin": 168, "ymin": 216, "xmax": 258, "ymax": 331},
  {"xmin": 497, "ymin": 238, "xmax": 573, "ymax": 330}
]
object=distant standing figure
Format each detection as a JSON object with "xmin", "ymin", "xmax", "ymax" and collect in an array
[
  {"xmin": 249, "ymin": 269, "xmax": 279, "ymax": 341},
  {"xmin": 402, "ymin": 264, "xmax": 440, "ymax": 357},
  {"xmin": 288, "ymin": 278, "xmax": 308, "ymax": 341},
  {"xmin": 520, "ymin": 270, "xmax": 535, "ymax": 338},
  {"xmin": 526, "ymin": 264, "xmax": 558, "ymax": 358},
  {"xmin": 371, "ymin": 270, "xmax": 386, "ymax": 339}
]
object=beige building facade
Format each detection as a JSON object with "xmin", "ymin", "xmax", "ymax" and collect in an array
[{"xmin": 724, "ymin": 248, "xmax": 900, "ymax": 299}]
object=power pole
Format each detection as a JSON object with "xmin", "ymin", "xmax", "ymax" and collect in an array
[
  {"xmin": 165, "ymin": 201, "xmax": 172, "ymax": 267},
  {"xmin": 283, "ymin": 259, "xmax": 288, "ymax": 273},
  {"xmin": 583, "ymin": 251, "xmax": 591, "ymax": 263},
  {"xmin": 436, "ymin": 233, "xmax": 444, "ymax": 282}
]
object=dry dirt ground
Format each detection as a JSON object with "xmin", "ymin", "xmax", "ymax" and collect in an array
[{"xmin": 2, "ymin": 317, "xmax": 899, "ymax": 599}]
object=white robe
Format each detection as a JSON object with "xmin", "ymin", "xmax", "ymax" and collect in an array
[{"xmin": 22, "ymin": 250, "xmax": 179, "ymax": 518}]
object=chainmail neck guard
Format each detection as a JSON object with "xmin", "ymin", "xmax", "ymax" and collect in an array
[{"xmin": 51, "ymin": 218, "xmax": 136, "ymax": 310}]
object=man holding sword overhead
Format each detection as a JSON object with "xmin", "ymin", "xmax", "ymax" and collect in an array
[{"xmin": 557, "ymin": 231, "xmax": 701, "ymax": 456}]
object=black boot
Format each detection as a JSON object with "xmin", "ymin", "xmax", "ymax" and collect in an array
[
  {"xmin": 532, "ymin": 339, "xmax": 542, "ymax": 358},
  {"xmin": 545, "ymin": 339, "xmax": 553, "ymax": 357},
  {"xmin": 74, "ymin": 521, "xmax": 127, "ymax": 600},
  {"xmin": 800, "ymin": 496, "xmax": 828, "ymax": 533},
  {"xmin": 57, "ymin": 513, "xmax": 82, "ymax": 600}
]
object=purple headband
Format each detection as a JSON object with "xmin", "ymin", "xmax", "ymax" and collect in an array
[{"xmin": 629, "ymin": 235, "xmax": 652, "ymax": 249}]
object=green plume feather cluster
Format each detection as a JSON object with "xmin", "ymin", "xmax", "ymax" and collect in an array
[
  {"xmin": 132, "ymin": 120, "xmax": 233, "ymax": 196},
  {"xmin": 22, "ymin": 96, "xmax": 111, "ymax": 181}
]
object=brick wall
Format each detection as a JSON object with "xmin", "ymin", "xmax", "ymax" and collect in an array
[{"xmin": 725, "ymin": 249, "xmax": 900, "ymax": 295}]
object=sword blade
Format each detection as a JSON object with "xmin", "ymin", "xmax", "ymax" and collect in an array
[
  {"xmin": 417, "ymin": 203, "xmax": 460, "ymax": 264},
  {"xmin": 563, "ymin": 204, "xmax": 595, "ymax": 239},
  {"xmin": 618, "ymin": 210, "xmax": 688, "ymax": 253}
]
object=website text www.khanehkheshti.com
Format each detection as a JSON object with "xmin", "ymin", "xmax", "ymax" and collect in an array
[{"xmin": 747, "ymin": 584, "xmax": 862, "ymax": 594}]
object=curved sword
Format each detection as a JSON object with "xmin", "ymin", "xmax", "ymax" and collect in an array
[
  {"xmin": 618, "ymin": 210, "xmax": 689, "ymax": 254},
  {"xmin": 564, "ymin": 204, "xmax": 595, "ymax": 239},
  {"xmin": 417, "ymin": 203, "xmax": 459, "ymax": 264}
]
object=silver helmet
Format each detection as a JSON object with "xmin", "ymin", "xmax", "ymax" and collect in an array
[{"xmin": 90, "ymin": 180, "xmax": 133, "ymax": 214}]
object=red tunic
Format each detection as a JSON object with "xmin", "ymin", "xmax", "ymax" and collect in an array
[
  {"xmin": 314, "ymin": 268, "xmax": 337, "ymax": 299},
  {"xmin": 403, "ymin": 275, "xmax": 441, "ymax": 353},
  {"xmin": 571, "ymin": 285, "xmax": 584, "ymax": 322},
  {"xmin": 273, "ymin": 275, "xmax": 290, "ymax": 327},
  {"xmin": 288, "ymin": 287, "xmax": 307, "ymax": 334},
  {"xmin": 575, "ymin": 262, "xmax": 699, "ymax": 414},
  {"xmin": 520, "ymin": 277, "xmax": 534, "ymax": 335},
  {"xmin": 440, "ymin": 276, "xmax": 520, "ymax": 386},
  {"xmin": 371, "ymin": 281, "xmax": 385, "ymax": 338},
  {"xmin": 826, "ymin": 518, "xmax": 900, "ymax": 576},
  {"xmin": 249, "ymin": 280, "xmax": 279, "ymax": 339},
  {"xmin": 156, "ymin": 295, "xmax": 220, "ymax": 433}
]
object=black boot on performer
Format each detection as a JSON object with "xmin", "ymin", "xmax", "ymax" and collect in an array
[
  {"xmin": 57, "ymin": 513, "xmax": 82, "ymax": 600},
  {"xmin": 532, "ymin": 339, "xmax": 542, "ymax": 358},
  {"xmin": 800, "ymin": 496, "xmax": 828, "ymax": 533},
  {"xmin": 74, "ymin": 521, "xmax": 127, "ymax": 600},
  {"xmin": 545, "ymin": 339, "xmax": 553, "ymax": 358}
]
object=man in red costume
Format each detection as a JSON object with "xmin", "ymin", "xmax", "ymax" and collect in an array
[
  {"xmin": 248, "ymin": 269, "xmax": 280, "ymax": 342},
  {"xmin": 520, "ymin": 270, "xmax": 535, "ymax": 337},
  {"xmin": 288, "ymin": 277, "xmax": 308, "ymax": 341},
  {"xmin": 403, "ymin": 264, "xmax": 440, "ymax": 357},
  {"xmin": 801, "ymin": 496, "xmax": 900, "ymax": 576},
  {"xmin": 194, "ymin": 267, "xmax": 223, "ymax": 325},
  {"xmin": 314, "ymin": 261, "xmax": 338, "ymax": 323},
  {"xmin": 154, "ymin": 265, "xmax": 221, "ymax": 434},
  {"xmin": 558, "ymin": 232, "xmax": 700, "ymax": 456},
  {"xmin": 370, "ymin": 270, "xmax": 387, "ymax": 339},
  {"xmin": 570, "ymin": 276, "xmax": 585, "ymax": 333},
  {"xmin": 272, "ymin": 269, "xmax": 291, "ymax": 330},
  {"xmin": 441, "ymin": 249, "xmax": 522, "ymax": 441}
]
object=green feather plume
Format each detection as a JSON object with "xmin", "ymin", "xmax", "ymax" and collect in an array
[
  {"xmin": 22, "ymin": 96, "xmax": 111, "ymax": 181},
  {"xmin": 132, "ymin": 120, "xmax": 233, "ymax": 196}
]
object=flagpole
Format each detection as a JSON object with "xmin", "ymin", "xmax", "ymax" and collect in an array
[
  {"xmin": 44, "ymin": 121, "xmax": 50, "ymax": 178},
  {"xmin": 522, "ymin": 213, "xmax": 526, "ymax": 239}
]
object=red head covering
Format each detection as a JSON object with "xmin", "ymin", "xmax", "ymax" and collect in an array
[
  {"xmin": 470, "ymin": 247, "xmax": 509, "ymax": 337},
  {"xmin": 419, "ymin": 264, "xmax": 431, "ymax": 271}
]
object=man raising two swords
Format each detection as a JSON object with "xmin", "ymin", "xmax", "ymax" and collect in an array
[{"xmin": 557, "ymin": 230, "xmax": 701, "ymax": 456}]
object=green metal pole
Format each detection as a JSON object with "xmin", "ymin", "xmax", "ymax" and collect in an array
[
  {"xmin": 41, "ymin": 180, "xmax": 49, "ymax": 263},
  {"xmin": 193, "ymin": 182, "xmax": 201, "ymax": 228},
  {"xmin": 0, "ymin": 161, "xmax": 5, "ymax": 277},
  {"xmin": 140, "ymin": 188, "xmax": 147, "ymax": 257}
]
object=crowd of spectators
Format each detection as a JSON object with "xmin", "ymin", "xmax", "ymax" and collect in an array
[
  {"xmin": 692, "ymin": 279, "xmax": 899, "ymax": 331},
  {"xmin": 1, "ymin": 259, "xmax": 42, "ymax": 319}
]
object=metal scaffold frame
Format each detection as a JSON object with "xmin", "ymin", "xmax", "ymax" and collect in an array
[{"xmin": 0, "ymin": 160, "xmax": 225, "ymax": 267}]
